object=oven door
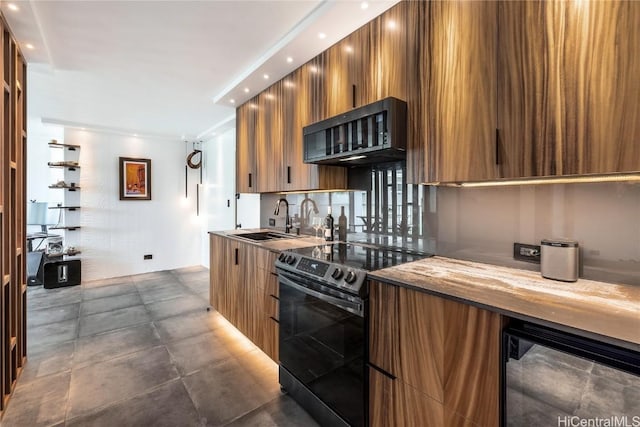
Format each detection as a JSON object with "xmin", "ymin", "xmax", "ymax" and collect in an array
[{"xmin": 278, "ymin": 270, "xmax": 365, "ymax": 427}]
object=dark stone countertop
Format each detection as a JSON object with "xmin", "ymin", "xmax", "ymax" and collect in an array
[{"xmin": 369, "ymin": 256, "xmax": 640, "ymax": 350}]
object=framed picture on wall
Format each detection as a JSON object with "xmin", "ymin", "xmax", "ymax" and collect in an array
[{"xmin": 119, "ymin": 157, "xmax": 151, "ymax": 200}]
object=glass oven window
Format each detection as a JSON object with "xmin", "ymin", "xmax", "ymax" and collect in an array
[{"xmin": 280, "ymin": 281, "xmax": 365, "ymax": 427}]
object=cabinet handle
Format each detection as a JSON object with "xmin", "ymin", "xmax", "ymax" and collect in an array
[
  {"xmin": 287, "ymin": 166, "xmax": 291, "ymax": 184},
  {"xmin": 352, "ymin": 84, "xmax": 356, "ymax": 108},
  {"xmin": 495, "ymin": 128, "xmax": 501, "ymax": 165},
  {"xmin": 234, "ymin": 248, "xmax": 239, "ymax": 265},
  {"xmin": 269, "ymin": 316, "xmax": 279, "ymax": 324},
  {"xmin": 269, "ymin": 294, "xmax": 279, "ymax": 301},
  {"xmin": 248, "ymin": 173, "xmax": 252, "ymax": 188},
  {"xmin": 366, "ymin": 362, "xmax": 397, "ymax": 380}
]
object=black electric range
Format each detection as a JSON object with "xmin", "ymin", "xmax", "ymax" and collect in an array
[
  {"xmin": 275, "ymin": 242, "xmax": 430, "ymax": 427},
  {"xmin": 275, "ymin": 242, "xmax": 431, "ymax": 298}
]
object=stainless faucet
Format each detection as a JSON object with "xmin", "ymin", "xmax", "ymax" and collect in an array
[
  {"xmin": 274, "ymin": 198, "xmax": 291, "ymax": 233},
  {"xmin": 300, "ymin": 197, "xmax": 319, "ymax": 228}
]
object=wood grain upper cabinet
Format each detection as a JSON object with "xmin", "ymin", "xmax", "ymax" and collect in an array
[
  {"xmin": 426, "ymin": 0, "xmax": 499, "ymax": 183},
  {"xmin": 280, "ymin": 63, "xmax": 347, "ymax": 192},
  {"xmin": 498, "ymin": 0, "xmax": 640, "ymax": 177},
  {"xmin": 256, "ymin": 83, "xmax": 285, "ymax": 193},
  {"xmin": 236, "ymin": 100, "xmax": 258, "ymax": 193}
]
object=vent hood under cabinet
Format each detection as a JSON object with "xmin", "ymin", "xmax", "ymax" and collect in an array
[{"xmin": 303, "ymin": 97, "xmax": 407, "ymax": 165}]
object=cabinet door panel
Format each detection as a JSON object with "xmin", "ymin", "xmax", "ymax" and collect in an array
[
  {"xmin": 442, "ymin": 300, "xmax": 502, "ymax": 427},
  {"xmin": 428, "ymin": 0, "xmax": 498, "ymax": 183},
  {"xmin": 499, "ymin": 0, "xmax": 640, "ymax": 178},
  {"xmin": 397, "ymin": 287, "xmax": 445, "ymax": 402},
  {"xmin": 209, "ymin": 234, "xmax": 226, "ymax": 310},
  {"xmin": 256, "ymin": 84, "xmax": 284, "ymax": 193},
  {"xmin": 236, "ymin": 101, "xmax": 258, "ymax": 193},
  {"xmin": 562, "ymin": 0, "xmax": 640, "ymax": 174},
  {"xmin": 369, "ymin": 367, "xmax": 395, "ymax": 427},
  {"xmin": 366, "ymin": 2, "xmax": 407, "ymax": 104},
  {"xmin": 368, "ymin": 281, "xmax": 398, "ymax": 375},
  {"xmin": 395, "ymin": 380, "xmax": 445, "ymax": 426},
  {"xmin": 405, "ymin": 0, "xmax": 429, "ymax": 184}
]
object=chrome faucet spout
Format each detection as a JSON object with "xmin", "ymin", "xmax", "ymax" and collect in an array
[{"xmin": 274, "ymin": 198, "xmax": 290, "ymax": 233}]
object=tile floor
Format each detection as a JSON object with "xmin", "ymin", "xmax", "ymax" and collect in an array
[
  {"xmin": 1, "ymin": 267, "xmax": 318, "ymax": 427},
  {"xmin": 506, "ymin": 343, "xmax": 640, "ymax": 426}
]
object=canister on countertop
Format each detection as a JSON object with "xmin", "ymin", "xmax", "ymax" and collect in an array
[{"xmin": 540, "ymin": 239, "xmax": 579, "ymax": 282}]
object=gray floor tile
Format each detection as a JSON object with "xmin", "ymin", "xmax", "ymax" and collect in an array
[
  {"xmin": 28, "ymin": 303, "xmax": 80, "ymax": 328},
  {"xmin": 0, "ymin": 371, "xmax": 70, "ymax": 427},
  {"xmin": 80, "ymin": 292, "xmax": 143, "ymax": 316},
  {"xmin": 131, "ymin": 270, "xmax": 173, "ymax": 282},
  {"xmin": 173, "ymin": 265, "xmax": 208, "ymax": 275},
  {"xmin": 18, "ymin": 341, "xmax": 75, "ymax": 385},
  {"xmin": 146, "ymin": 294, "xmax": 208, "ymax": 320},
  {"xmin": 28, "ymin": 286, "xmax": 83, "ymax": 310},
  {"xmin": 182, "ymin": 278, "xmax": 210, "ymax": 294},
  {"xmin": 165, "ymin": 330, "xmax": 235, "ymax": 376},
  {"xmin": 67, "ymin": 346, "xmax": 180, "ymax": 418},
  {"xmin": 66, "ymin": 380, "xmax": 202, "ymax": 427},
  {"xmin": 134, "ymin": 277, "xmax": 183, "ymax": 293},
  {"xmin": 233, "ymin": 349, "xmax": 280, "ymax": 397},
  {"xmin": 225, "ymin": 395, "xmax": 319, "ymax": 427},
  {"xmin": 139, "ymin": 283, "xmax": 191, "ymax": 304},
  {"xmin": 182, "ymin": 357, "xmax": 280, "ymax": 426},
  {"xmin": 28, "ymin": 318, "xmax": 78, "ymax": 350},
  {"xmin": 74, "ymin": 323, "xmax": 161, "ymax": 368},
  {"xmin": 82, "ymin": 282, "xmax": 138, "ymax": 301},
  {"xmin": 82, "ymin": 276, "xmax": 133, "ymax": 289},
  {"xmin": 153, "ymin": 310, "xmax": 223, "ymax": 343},
  {"xmin": 78, "ymin": 305, "xmax": 150, "ymax": 337}
]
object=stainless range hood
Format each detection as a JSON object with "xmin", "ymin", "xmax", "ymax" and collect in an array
[{"xmin": 303, "ymin": 97, "xmax": 407, "ymax": 165}]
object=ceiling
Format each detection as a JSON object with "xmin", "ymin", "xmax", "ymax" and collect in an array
[{"xmin": 3, "ymin": 0, "xmax": 398, "ymax": 140}]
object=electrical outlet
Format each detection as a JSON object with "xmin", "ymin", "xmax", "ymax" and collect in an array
[
  {"xmin": 513, "ymin": 243, "xmax": 540, "ymax": 263},
  {"xmin": 269, "ymin": 218, "xmax": 276, "ymax": 227},
  {"xmin": 144, "ymin": 254, "xmax": 153, "ymax": 260}
]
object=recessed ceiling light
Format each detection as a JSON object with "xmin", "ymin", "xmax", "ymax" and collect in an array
[
  {"xmin": 318, "ymin": 32, "xmax": 326, "ymax": 39},
  {"xmin": 25, "ymin": 43, "xmax": 34, "ymax": 50},
  {"xmin": 230, "ymin": 99, "xmax": 235, "ymax": 104},
  {"xmin": 7, "ymin": 3, "xmax": 19, "ymax": 11},
  {"xmin": 263, "ymin": 74, "xmax": 269, "ymax": 80},
  {"xmin": 286, "ymin": 56, "xmax": 293, "ymax": 63},
  {"xmin": 387, "ymin": 20, "xmax": 397, "ymax": 30},
  {"xmin": 244, "ymin": 87, "xmax": 250, "ymax": 93},
  {"xmin": 361, "ymin": 2, "xmax": 369, "ymax": 10},
  {"xmin": 133, "ymin": 133, "xmax": 138, "ymax": 137}
]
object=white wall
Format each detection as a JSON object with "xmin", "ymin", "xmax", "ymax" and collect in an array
[
  {"xmin": 200, "ymin": 128, "xmax": 237, "ymax": 268},
  {"xmin": 46, "ymin": 128, "xmax": 204, "ymax": 281}
]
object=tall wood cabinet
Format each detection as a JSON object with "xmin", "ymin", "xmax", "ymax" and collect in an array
[
  {"xmin": 368, "ymin": 281, "xmax": 503, "ymax": 427},
  {"xmin": 209, "ymin": 234, "xmax": 279, "ymax": 362},
  {"xmin": 0, "ymin": 16, "xmax": 26, "ymax": 419}
]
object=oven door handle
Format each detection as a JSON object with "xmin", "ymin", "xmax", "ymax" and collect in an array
[{"xmin": 278, "ymin": 274, "xmax": 364, "ymax": 317}]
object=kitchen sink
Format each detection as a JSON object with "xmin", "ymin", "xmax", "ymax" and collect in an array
[{"xmin": 234, "ymin": 231, "xmax": 296, "ymax": 242}]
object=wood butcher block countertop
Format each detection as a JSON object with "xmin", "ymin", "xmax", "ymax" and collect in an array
[{"xmin": 369, "ymin": 256, "xmax": 640, "ymax": 350}]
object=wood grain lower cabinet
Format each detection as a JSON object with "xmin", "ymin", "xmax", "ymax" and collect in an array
[
  {"xmin": 368, "ymin": 280, "xmax": 502, "ymax": 427},
  {"xmin": 209, "ymin": 235, "xmax": 280, "ymax": 363}
]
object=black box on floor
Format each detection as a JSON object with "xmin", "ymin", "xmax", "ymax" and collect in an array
[{"xmin": 40, "ymin": 259, "xmax": 81, "ymax": 289}]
